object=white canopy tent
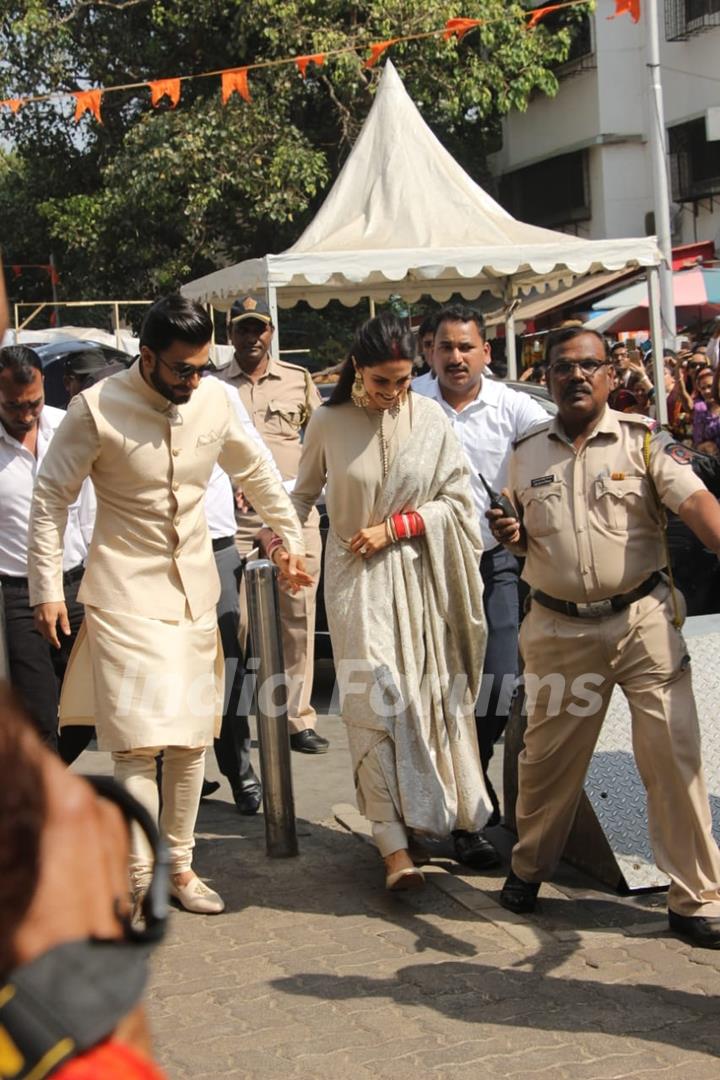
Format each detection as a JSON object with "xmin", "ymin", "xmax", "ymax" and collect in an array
[{"xmin": 183, "ymin": 61, "xmax": 665, "ymax": 402}]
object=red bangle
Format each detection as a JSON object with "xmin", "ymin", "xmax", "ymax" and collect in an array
[
  {"xmin": 391, "ymin": 512, "xmax": 425, "ymax": 540},
  {"xmin": 266, "ymin": 534, "xmax": 283, "ymax": 559}
]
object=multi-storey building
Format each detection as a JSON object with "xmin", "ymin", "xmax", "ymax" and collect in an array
[{"xmin": 491, "ymin": 2, "xmax": 720, "ymax": 249}]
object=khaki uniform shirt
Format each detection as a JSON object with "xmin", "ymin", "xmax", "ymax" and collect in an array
[
  {"xmin": 28, "ymin": 361, "xmax": 304, "ymax": 621},
  {"xmin": 508, "ymin": 406, "xmax": 706, "ymax": 603},
  {"xmin": 220, "ymin": 354, "xmax": 322, "ymax": 543}
]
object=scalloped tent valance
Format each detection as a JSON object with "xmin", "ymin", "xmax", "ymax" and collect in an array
[{"xmin": 182, "ymin": 61, "xmax": 660, "ymax": 312}]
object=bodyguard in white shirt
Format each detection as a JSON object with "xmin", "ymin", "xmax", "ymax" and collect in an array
[
  {"xmin": 0, "ymin": 346, "xmax": 91, "ymax": 751},
  {"xmin": 413, "ymin": 305, "xmax": 547, "ymax": 868}
]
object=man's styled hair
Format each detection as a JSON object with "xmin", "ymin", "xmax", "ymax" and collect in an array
[
  {"xmin": 610, "ymin": 341, "xmax": 627, "ymax": 356},
  {"xmin": 418, "ymin": 314, "xmax": 438, "ymax": 339},
  {"xmin": 545, "ymin": 326, "xmax": 610, "ymax": 365},
  {"xmin": 0, "ymin": 345, "xmax": 42, "ymax": 385},
  {"xmin": 140, "ymin": 294, "xmax": 213, "ymax": 354},
  {"xmin": 435, "ymin": 304, "xmax": 487, "ymax": 341}
]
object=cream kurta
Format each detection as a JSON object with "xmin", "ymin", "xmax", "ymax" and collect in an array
[
  {"xmin": 293, "ymin": 394, "xmax": 491, "ymax": 838},
  {"xmin": 27, "ymin": 362, "xmax": 305, "ymax": 749}
]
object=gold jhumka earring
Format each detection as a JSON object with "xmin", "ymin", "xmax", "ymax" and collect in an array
[{"xmin": 351, "ymin": 361, "xmax": 370, "ymax": 408}]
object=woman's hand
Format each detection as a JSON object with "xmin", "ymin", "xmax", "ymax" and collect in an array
[{"xmin": 350, "ymin": 524, "xmax": 391, "ymax": 560}]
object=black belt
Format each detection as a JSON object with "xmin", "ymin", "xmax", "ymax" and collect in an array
[
  {"xmin": 532, "ymin": 572, "xmax": 662, "ymax": 619},
  {"xmin": 211, "ymin": 535, "xmax": 235, "ymax": 553},
  {"xmin": 0, "ymin": 564, "xmax": 84, "ymax": 589}
]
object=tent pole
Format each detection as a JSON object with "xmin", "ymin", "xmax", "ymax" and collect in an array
[
  {"xmin": 505, "ymin": 311, "xmax": 518, "ymax": 381},
  {"xmin": 267, "ymin": 285, "xmax": 280, "ymax": 360},
  {"xmin": 369, "ymin": 298, "xmax": 376, "ymax": 318},
  {"xmin": 647, "ymin": 266, "xmax": 668, "ymax": 427}
]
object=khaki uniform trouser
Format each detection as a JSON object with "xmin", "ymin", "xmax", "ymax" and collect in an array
[
  {"xmin": 237, "ymin": 516, "xmax": 322, "ymax": 734},
  {"xmin": 513, "ymin": 583, "xmax": 720, "ymax": 918}
]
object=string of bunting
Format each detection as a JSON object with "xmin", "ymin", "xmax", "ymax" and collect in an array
[{"xmin": 0, "ymin": 1, "xmax": 619, "ymax": 123}]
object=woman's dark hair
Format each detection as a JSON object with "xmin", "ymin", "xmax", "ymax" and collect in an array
[
  {"xmin": 0, "ymin": 344, "xmax": 42, "ymax": 385},
  {"xmin": 0, "ymin": 687, "xmax": 46, "ymax": 975},
  {"xmin": 140, "ymin": 294, "xmax": 213, "ymax": 354},
  {"xmin": 327, "ymin": 313, "xmax": 415, "ymax": 406}
]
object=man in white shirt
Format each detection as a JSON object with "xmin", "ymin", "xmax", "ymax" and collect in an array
[
  {"xmin": 0, "ymin": 346, "xmax": 91, "ymax": 751},
  {"xmin": 414, "ymin": 305, "xmax": 547, "ymax": 868}
]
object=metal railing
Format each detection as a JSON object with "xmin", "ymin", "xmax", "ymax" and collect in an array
[{"xmin": 245, "ymin": 558, "xmax": 299, "ymax": 858}]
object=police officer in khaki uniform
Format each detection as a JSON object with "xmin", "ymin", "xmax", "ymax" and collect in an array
[
  {"xmin": 221, "ymin": 296, "xmax": 328, "ymax": 753},
  {"xmin": 490, "ymin": 326, "xmax": 720, "ymax": 950}
]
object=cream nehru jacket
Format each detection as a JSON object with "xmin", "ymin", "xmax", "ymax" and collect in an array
[{"xmin": 28, "ymin": 361, "xmax": 304, "ymax": 620}]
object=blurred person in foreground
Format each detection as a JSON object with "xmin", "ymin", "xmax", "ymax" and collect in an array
[
  {"xmin": 28, "ymin": 295, "xmax": 307, "ymax": 918},
  {"xmin": 0, "ymin": 687, "xmax": 167, "ymax": 1078},
  {"xmin": 284, "ymin": 313, "xmax": 491, "ymax": 890}
]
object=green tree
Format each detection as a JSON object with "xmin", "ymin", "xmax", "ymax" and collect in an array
[{"xmin": 0, "ymin": 0, "xmax": 587, "ymax": 314}]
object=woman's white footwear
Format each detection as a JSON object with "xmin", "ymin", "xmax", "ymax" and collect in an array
[
  {"xmin": 169, "ymin": 875, "xmax": 225, "ymax": 914},
  {"xmin": 386, "ymin": 866, "xmax": 425, "ymax": 892}
]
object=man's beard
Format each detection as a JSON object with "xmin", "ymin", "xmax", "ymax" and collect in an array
[{"xmin": 149, "ymin": 365, "xmax": 191, "ymax": 404}]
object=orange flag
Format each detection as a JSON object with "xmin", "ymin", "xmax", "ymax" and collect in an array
[
  {"xmin": 221, "ymin": 68, "xmax": 251, "ymax": 104},
  {"xmin": 443, "ymin": 17, "xmax": 482, "ymax": 40},
  {"xmin": 295, "ymin": 53, "xmax": 326, "ymax": 78},
  {"xmin": 149, "ymin": 78, "xmax": 182, "ymax": 108},
  {"xmin": 609, "ymin": 0, "xmax": 641, "ymax": 20},
  {"xmin": 74, "ymin": 89, "xmax": 103, "ymax": 123},
  {"xmin": 527, "ymin": 4, "xmax": 567, "ymax": 27},
  {"xmin": 363, "ymin": 39, "xmax": 399, "ymax": 68},
  {"xmin": 0, "ymin": 98, "xmax": 24, "ymax": 113}
]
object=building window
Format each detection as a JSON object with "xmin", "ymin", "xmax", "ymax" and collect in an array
[
  {"xmin": 499, "ymin": 151, "xmax": 591, "ymax": 229},
  {"xmin": 669, "ymin": 118, "xmax": 720, "ymax": 201},
  {"xmin": 666, "ymin": 0, "xmax": 720, "ymax": 41}
]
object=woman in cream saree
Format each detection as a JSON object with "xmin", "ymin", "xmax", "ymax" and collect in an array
[{"xmin": 290, "ymin": 314, "xmax": 491, "ymax": 889}]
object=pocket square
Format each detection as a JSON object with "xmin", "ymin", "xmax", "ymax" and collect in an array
[{"xmin": 197, "ymin": 430, "xmax": 221, "ymax": 446}]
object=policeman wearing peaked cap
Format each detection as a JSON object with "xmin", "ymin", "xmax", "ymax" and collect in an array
[
  {"xmin": 488, "ymin": 325, "xmax": 720, "ymax": 950},
  {"xmin": 222, "ymin": 295, "xmax": 328, "ymax": 757}
]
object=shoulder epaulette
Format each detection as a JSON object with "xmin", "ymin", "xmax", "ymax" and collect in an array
[
  {"xmin": 513, "ymin": 419, "xmax": 551, "ymax": 448},
  {"xmin": 275, "ymin": 358, "xmax": 310, "ymax": 374},
  {"xmin": 615, "ymin": 411, "xmax": 659, "ymax": 432}
]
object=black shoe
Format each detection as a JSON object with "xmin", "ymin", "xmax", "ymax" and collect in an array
[
  {"xmin": 499, "ymin": 870, "xmax": 540, "ymax": 914},
  {"xmin": 200, "ymin": 779, "xmax": 220, "ymax": 800},
  {"xmin": 289, "ymin": 729, "xmax": 329, "ymax": 754},
  {"xmin": 668, "ymin": 910, "xmax": 720, "ymax": 949},
  {"xmin": 232, "ymin": 784, "xmax": 263, "ymax": 816},
  {"xmin": 452, "ymin": 829, "xmax": 502, "ymax": 870}
]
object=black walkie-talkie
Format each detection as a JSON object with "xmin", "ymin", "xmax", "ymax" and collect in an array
[{"xmin": 478, "ymin": 473, "xmax": 518, "ymax": 521}]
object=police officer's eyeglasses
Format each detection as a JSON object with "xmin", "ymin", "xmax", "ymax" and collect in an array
[
  {"xmin": 549, "ymin": 360, "xmax": 608, "ymax": 378},
  {"xmin": 155, "ymin": 355, "xmax": 216, "ymax": 383}
]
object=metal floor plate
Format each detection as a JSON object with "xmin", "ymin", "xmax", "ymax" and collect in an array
[{"xmin": 584, "ymin": 615, "xmax": 720, "ymax": 890}]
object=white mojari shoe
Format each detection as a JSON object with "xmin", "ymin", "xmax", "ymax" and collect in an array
[{"xmin": 169, "ymin": 874, "xmax": 225, "ymax": 914}]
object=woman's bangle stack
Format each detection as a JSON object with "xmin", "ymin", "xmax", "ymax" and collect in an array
[
  {"xmin": 266, "ymin": 533, "xmax": 284, "ymax": 561},
  {"xmin": 385, "ymin": 511, "xmax": 425, "ymax": 543}
]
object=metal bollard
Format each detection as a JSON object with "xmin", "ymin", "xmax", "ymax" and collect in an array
[{"xmin": 245, "ymin": 558, "xmax": 299, "ymax": 858}]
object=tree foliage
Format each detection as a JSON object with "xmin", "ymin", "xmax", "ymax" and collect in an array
[{"xmin": 0, "ymin": 0, "xmax": 585, "ymax": 315}]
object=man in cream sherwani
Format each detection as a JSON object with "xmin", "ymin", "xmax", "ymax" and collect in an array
[{"xmin": 28, "ymin": 295, "xmax": 307, "ymax": 917}]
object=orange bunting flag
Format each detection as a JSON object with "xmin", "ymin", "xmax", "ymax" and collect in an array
[
  {"xmin": 295, "ymin": 53, "xmax": 326, "ymax": 78},
  {"xmin": 609, "ymin": 0, "xmax": 641, "ymax": 20},
  {"xmin": 363, "ymin": 39, "xmax": 399, "ymax": 68},
  {"xmin": 149, "ymin": 78, "xmax": 181, "ymax": 108},
  {"xmin": 74, "ymin": 88, "xmax": 103, "ymax": 123},
  {"xmin": 221, "ymin": 68, "xmax": 251, "ymax": 104},
  {"xmin": 527, "ymin": 4, "xmax": 566, "ymax": 27},
  {"xmin": 0, "ymin": 98, "xmax": 24, "ymax": 113},
  {"xmin": 443, "ymin": 17, "xmax": 482, "ymax": 40}
]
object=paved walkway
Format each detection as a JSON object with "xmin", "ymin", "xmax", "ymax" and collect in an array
[{"xmin": 77, "ymin": 706, "xmax": 720, "ymax": 1078}]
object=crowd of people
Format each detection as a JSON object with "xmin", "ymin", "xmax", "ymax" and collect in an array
[{"xmin": 2, "ymin": 289, "xmax": 720, "ymax": 1074}]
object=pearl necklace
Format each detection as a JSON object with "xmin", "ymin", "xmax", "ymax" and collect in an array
[{"xmin": 366, "ymin": 406, "xmax": 401, "ymax": 479}]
